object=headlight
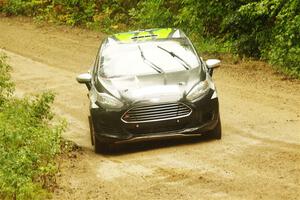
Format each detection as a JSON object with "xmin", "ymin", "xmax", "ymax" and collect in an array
[
  {"xmin": 186, "ymin": 80, "xmax": 210, "ymax": 101},
  {"xmin": 93, "ymin": 92, "xmax": 124, "ymax": 109}
]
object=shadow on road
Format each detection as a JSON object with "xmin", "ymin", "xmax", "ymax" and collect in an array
[{"xmin": 100, "ymin": 136, "xmax": 216, "ymax": 156}]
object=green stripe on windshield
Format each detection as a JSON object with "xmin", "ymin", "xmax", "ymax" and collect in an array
[
  {"xmin": 113, "ymin": 28, "xmax": 174, "ymax": 42},
  {"xmin": 152, "ymin": 28, "xmax": 173, "ymax": 39},
  {"xmin": 114, "ymin": 32, "xmax": 135, "ymax": 42}
]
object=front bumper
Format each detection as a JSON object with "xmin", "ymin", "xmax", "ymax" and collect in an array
[{"xmin": 90, "ymin": 92, "xmax": 219, "ymax": 144}]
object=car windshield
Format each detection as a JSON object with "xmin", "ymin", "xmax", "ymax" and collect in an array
[{"xmin": 98, "ymin": 38, "xmax": 200, "ymax": 78}]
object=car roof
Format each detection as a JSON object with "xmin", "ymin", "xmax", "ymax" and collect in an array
[{"xmin": 107, "ymin": 28, "xmax": 187, "ymax": 44}]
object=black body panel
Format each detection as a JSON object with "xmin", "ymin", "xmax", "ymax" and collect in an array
[{"xmin": 90, "ymin": 90, "xmax": 219, "ymax": 144}]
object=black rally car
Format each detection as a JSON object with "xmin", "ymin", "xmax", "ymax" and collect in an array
[{"xmin": 77, "ymin": 28, "xmax": 221, "ymax": 153}]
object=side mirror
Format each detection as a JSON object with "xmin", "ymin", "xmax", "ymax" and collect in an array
[
  {"xmin": 76, "ymin": 73, "xmax": 92, "ymax": 90},
  {"xmin": 205, "ymin": 59, "xmax": 221, "ymax": 76},
  {"xmin": 206, "ymin": 59, "xmax": 221, "ymax": 69}
]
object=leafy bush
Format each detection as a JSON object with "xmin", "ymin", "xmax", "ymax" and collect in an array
[
  {"xmin": 264, "ymin": 0, "xmax": 300, "ymax": 77},
  {"xmin": 0, "ymin": 0, "xmax": 46, "ymax": 16},
  {"xmin": 45, "ymin": 0, "xmax": 97, "ymax": 26},
  {"xmin": 0, "ymin": 54, "xmax": 14, "ymax": 105},
  {"xmin": 0, "ymin": 54, "xmax": 65, "ymax": 199},
  {"xmin": 129, "ymin": 0, "xmax": 173, "ymax": 28}
]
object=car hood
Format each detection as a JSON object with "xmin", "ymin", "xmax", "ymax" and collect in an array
[{"xmin": 99, "ymin": 67, "xmax": 202, "ymax": 103}]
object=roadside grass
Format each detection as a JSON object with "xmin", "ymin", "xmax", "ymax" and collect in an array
[{"xmin": 0, "ymin": 53, "xmax": 68, "ymax": 200}]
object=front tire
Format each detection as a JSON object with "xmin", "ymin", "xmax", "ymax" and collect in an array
[
  {"xmin": 89, "ymin": 116, "xmax": 112, "ymax": 153},
  {"xmin": 94, "ymin": 137, "xmax": 111, "ymax": 154},
  {"xmin": 205, "ymin": 115, "xmax": 222, "ymax": 140},
  {"xmin": 88, "ymin": 116, "xmax": 94, "ymax": 145}
]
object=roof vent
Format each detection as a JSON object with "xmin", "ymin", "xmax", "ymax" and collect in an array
[{"xmin": 131, "ymin": 34, "xmax": 157, "ymax": 40}]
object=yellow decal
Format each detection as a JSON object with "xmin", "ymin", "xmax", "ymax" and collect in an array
[
  {"xmin": 113, "ymin": 28, "xmax": 174, "ymax": 42},
  {"xmin": 114, "ymin": 32, "xmax": 134, "ymax": 42},
  {"xmin": 153, "ymin": 28, "xmax": 173, "ymax": 39}
]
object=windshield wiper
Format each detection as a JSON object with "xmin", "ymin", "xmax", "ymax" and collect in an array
[
  {"xmin": 157, "ymin": 45, "xmax": 191, "ymax": 70},
  {"xmin": 138, "ymin": 46, "xmax": 164, "ymax": 74}
]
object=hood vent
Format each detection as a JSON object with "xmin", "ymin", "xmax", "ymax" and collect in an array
[{"xmin": 131, "ymin": 34, "xmax": 157, "ymax": 40}]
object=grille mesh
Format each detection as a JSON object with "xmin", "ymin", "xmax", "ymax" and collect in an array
[{"xmin": 122, "ymin": 103, "xmax": 191, "ymax": 123}]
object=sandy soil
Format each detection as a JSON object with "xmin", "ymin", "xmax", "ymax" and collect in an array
[{"xmin": 0, "ymin": 17, "xmax": 299, "ymax": 200}]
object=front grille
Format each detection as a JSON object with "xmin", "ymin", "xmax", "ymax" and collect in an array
[{"xmin": 122, "ymin": 103, "xmax": 192, "ymax": 123}]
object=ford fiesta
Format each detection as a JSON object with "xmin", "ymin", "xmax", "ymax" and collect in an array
[{"xmin": 77, "ymin": 28, "xmax": 222, "ymax": 153}]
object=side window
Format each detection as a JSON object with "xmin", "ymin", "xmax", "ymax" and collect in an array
[
  {"xmin": 99, "ymin": 55, "xmax": 104, "ymax": 68},
  {"xmin": 92, "ymin": 52, "xmax": 99, "ymax": 83},
  {"xmin": 93, "ymin": 38, "xmax": 108, "ymax": 91},
  {"xmin": 92, "ymin": 38, "xmax": 107, "ymax": 81},
  {"xmin": 200, "ymin": 57, "xmax": 208, "ymax": 72},
  {"xmin": 93, "ymin": 54, "xmax": 99, "ymax": 72}
]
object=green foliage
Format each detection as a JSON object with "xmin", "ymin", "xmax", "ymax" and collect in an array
[
  {"xmin": 0, "ymin": 55, "xmax": 65, "ymax": 199},
  {"xmin": 264, "ymin": 0, "xmax": 300, "ymax": 77},
  {"xmin": 129, "ymin": 0, "xmax": 173, "ymax": 28},
  {"xmin": 0, "ymin": 0, "xmax": 46, "ymax": 16},
  {"xmin": 0, "ymin": 0, "xmax": 299, "ymax": 77},
  {"xmin": 47, "ymin": 0, "xmax": 97, "ymax": 26},
  {"xmin": 0, "ymin": 54, "xmax": 14, "ymax": 105},
  {"xmin": 222, "ymin": 0, "xmax": 300, "ymax": 77}
]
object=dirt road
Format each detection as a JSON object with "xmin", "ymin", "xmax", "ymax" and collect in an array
[{"xmin": 0, "ymin": 17, "xmax": 299, "ymax": 200}]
